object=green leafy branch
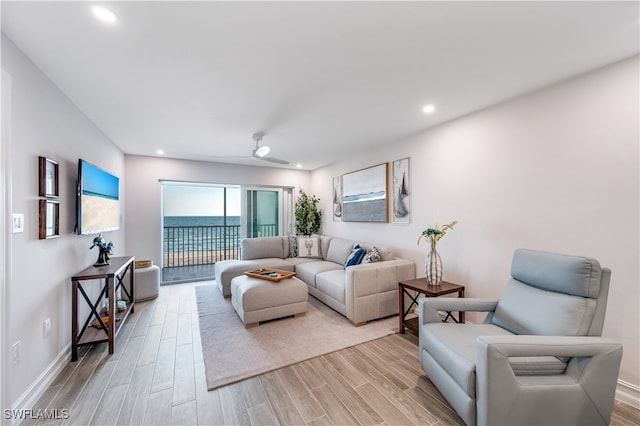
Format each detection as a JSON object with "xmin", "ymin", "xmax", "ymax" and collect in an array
[{"xmin": 417, "ymin": 220, "xmax": 458, "ymax": 251}]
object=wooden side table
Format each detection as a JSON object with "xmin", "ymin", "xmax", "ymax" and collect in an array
[
  {"xmin": 399, "ymin": 278, "xmax": 465, "ymax": 334},
  {"xmin": 71, "ymin": 256, "xmax": 135, "ymax": 361}
]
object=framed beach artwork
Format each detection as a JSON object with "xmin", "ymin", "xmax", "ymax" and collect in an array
[
  {"xmin": 392, "ymin": 157, "xmax": 411, "ymax": 224},
  {"xmin": 333, "ymin": 176, "xmax": 343, "ymax": 221},
  {"xmin": 342, "ymin": 163, "xmax": 388, "ymax": 223}
]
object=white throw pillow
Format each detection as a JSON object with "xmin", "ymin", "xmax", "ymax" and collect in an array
[{"xmin": 297, "ymin": 236, "xmax": 321, "ymax": 258}]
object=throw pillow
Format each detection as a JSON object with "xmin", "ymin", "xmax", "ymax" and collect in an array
[
  {"xmin": 297, "ymin": 236, "xmax": 321, "ymax": 258},
  {"xmin": 361, "ymin": 246, "xmax": 381, "ymax": 264},
  {"xmin": 287, "ymin": 235, "xmax": 298, "ymax": 258},
  {"xmin": 345, "ymin": 244, "xmax": 366, "ymax": 267}
]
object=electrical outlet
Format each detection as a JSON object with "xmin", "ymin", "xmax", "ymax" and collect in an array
[
  {"xmin": 43, "ymin": 318, "xmax": 51, "ymax": 337},
  {"xmin": 12, "ymin": 341, "xmax": 21, "ymax": 364}
]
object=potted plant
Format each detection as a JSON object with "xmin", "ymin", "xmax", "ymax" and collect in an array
[{"xmin": 295, "ymin": 188, "xmax": 322, "ymax": 235}]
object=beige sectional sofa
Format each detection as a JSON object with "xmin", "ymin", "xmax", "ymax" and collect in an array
[{"xmin": 214, "ymin": 235, "xmax": 416, "ymax": 325}]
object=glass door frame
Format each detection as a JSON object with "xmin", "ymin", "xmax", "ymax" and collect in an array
[{"xmin": 241, "ymin": 186, "xmax": 294, "ymax": 238}]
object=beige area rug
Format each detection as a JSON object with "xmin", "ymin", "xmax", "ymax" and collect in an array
[{"xmin": 195, "ymin": 285, "xmax": 398, "ymax": 391}]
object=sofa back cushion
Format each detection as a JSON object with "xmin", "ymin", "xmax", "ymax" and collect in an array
[
  {"xmin": 326, "ymin": 238, "xmax": 356, "ymax": 265},
  {"xmin": 241, "ymin": 237, "xmax": 285, "ymax": 260}
]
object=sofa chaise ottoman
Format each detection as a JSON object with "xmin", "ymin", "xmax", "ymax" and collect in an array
[{"xmin": 231, "ymin": 274, "xmax": 308, "ymax": 328}]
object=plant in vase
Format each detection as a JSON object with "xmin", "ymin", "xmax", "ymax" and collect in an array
[{"xmin": 417, "ymin": 220, "xmax": 458, "ymax": 285}]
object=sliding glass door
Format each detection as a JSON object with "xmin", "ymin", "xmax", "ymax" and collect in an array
[{"xmin": 243, "ymin": 188, "xmax": 281, "ymax": 238}]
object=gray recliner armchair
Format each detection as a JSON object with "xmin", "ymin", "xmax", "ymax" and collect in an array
[{"xmin": 418, "ymin": 248, "xmax": 622, "ymax": 426}]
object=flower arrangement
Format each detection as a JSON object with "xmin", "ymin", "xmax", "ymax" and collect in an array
[{"xmin": 417, "ymin": 220, "xmax": 458, "ymax": 251}]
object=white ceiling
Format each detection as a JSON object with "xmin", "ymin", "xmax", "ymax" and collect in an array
[{"xmin": 2, "ymin": 1, "xmax": 638, "ymax": 170}]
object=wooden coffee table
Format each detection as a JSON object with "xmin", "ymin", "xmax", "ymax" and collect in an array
[{"xmin": 398, "ymin": 278, "xmax": 465, "ymax": 334}]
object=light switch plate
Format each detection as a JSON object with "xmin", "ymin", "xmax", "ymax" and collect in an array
[{"xmin": 12, "ymin": 214, "xmax": 24, "ymax": 233}]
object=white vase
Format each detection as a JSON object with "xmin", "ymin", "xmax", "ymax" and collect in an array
[{"xmin": 425, "ymin": 248, "xmax": 443, "ymax": 285}]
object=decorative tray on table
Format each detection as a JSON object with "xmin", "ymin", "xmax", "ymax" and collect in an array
[{"xmin": 244, "ymin": 268, "xmax": 297, "ymax": 282}]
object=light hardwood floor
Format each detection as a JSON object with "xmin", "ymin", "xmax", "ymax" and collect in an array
[{"xmin": 27, "ymin": 281, "xmax": 639, "ymax": 425}]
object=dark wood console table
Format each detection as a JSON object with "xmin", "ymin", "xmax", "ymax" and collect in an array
[
  {"xmin": 399, "ymin": 278, "xmax": 465, "ymax": 334},
  {"xmin": 71, "ymin": 256, "xmax": 135, "ymax": 361}
]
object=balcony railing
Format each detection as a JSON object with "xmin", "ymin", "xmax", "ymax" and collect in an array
[{"xmin": 163, "ymin": 223, "xmax": 278, "ymax": 268}]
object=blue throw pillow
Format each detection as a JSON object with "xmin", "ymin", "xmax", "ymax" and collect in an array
[{"xmin": 345, "ymin": 244, "xmax": 366, "ymax": 267}]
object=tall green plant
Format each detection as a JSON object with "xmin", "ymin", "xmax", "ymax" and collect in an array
[{"xmin": 295, "ymin": 188, "xmax": 322, "ymax": 235}]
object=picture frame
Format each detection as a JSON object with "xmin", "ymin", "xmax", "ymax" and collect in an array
[
  {"xmin": 391, "ymin": 157, "xmax": 411, "ymax": 224},
  {"xmin": 332, "ymin": 176, "xmax": 343, "ymax": 222},
  {"xmin": 39, "ymin": 156, "xmax": 59, "ymax": 199},
  {"xmin": 342, "ymin": 163, "xmax": 389, "ymax": 223},
  {"xmin": 39, "ymin": 199, "xmax": 60, "ymax": 239}
]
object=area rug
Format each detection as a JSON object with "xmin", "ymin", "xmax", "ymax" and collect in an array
[{"xmin": 195, "ymin": 285, "xmax": 398, "ymax": 390}]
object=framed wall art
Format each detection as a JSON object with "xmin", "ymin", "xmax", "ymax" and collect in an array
[
  {"xmin": 39, "ymin": 156, "xmax": 59, "ymax": 199},
  {"xmin": 39, "ymin": 199, "xmax": 60, "ymax": 239},
  {"xmin": 342, "ymin": 163, "xmax": 388, "ymax": 223},
  {"xmin": 391, "ymin": 157, "xmax": 411, "ymax": 224},
  {"xmin": 333, "ymin": 176, "xmax": 343, "ymax": 221}
]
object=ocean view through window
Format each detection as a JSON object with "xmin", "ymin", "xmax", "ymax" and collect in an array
[{"xmin": 162, "ymin": 183, "xmax": 241, "ymax": 283}]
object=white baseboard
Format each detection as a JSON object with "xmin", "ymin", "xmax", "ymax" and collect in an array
[
  {"xmin": 11, "ymin": 344, "xmax": 70, "ymax": 425},
  {"xmin": 616, "ymin": 379, "xmax": 640, "ymax": 409}
]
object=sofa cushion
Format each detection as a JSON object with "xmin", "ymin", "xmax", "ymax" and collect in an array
[
  {"xmin": 327, "ymin": 237, "xmax": 356, "ymax": 265},
  {"xmin": 215, "ymin": 258, "xmax": 294, "ymax": 296},
  {"xmin": 297, "ymin": 236, "xmax": 321, "ymax": 258},
  {"xmin": 316, "ymin": 270, "xmax": 346, "ymax": 304},
  {"xmin": 492, "ymin": 279, "xmax": 595, "ymax": 336},
  {"xmin": 295, "ymin": 260, "xmax": 344, "ymax": 288},
  {"xmin": 241, "ymin": 237, "xmax": 285, "ymax": 260},
  {"xmin": 345, "ymin": 245, "xmax": 366, "ymax": 267},
  {"xmin": 319, "ymin": 235, "xmax": 332, "ymax": 260}
]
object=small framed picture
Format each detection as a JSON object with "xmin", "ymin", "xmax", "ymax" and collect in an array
[
  {"xmin": 39, "ymin": 156, "xmax": 59, "ymax": 199},
  {"xmin": 333, "ymin": 176, "xmax": 343, "ymax": 222},
  {"xmin": 391, "ymin": 157, "xmax": 410, "ymax": 224},
  {"xmin": 39, "ymin": 199, "xmax": 60, "ymax": 239}
]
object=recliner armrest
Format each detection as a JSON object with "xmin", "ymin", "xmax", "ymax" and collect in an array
[
  {"xmin": 476, "ymin": 335, "xmax": 623, "ymax": 426},
  {"xmin": 419, "ymin": 298, "xmax": 499, "ymax": 324}
]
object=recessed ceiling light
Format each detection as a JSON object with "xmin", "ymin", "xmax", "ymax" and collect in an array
[
  {"xmin": 296, "ymin": 164, "xmax": 302, "ymax": 169},
  {"xmin": 422, "ymin": 104, "xmax": 436, "ymax": 114},
  {"xmin": 156, "ymin": 149, "xmax": 164, "ymax": 155},
  {"xmin": 92, "ymin": 6, "xmax": 118, "ymax": 24}
]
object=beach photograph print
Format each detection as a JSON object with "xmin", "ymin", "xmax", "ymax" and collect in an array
[
  {"xmin": 342, "ymin": 163, "xmax": 388, "ymax": 222},
  {"xmin": 333, "ymin": 176, "xmax": 343, "ymax": 221},
  {"xmin": 392, "ymin": 157, "xmax": 410, "ymax": 224}
]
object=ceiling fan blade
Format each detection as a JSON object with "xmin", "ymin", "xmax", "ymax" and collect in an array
[{"xmin": 259, "ymin": 156, "xmax": 289, "ymax": 165}]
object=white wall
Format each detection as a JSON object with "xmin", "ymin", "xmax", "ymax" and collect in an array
[
  {"xmin": 2, "ymin": 35, "xmax": 126, "ymax": 406},
  {"xmin": 124, "ymin": 155, "xmax": 310, "ymax": 268},
  {"xmin": 312, "ymin": 57, "xmax": 639, "ymax": 390}
]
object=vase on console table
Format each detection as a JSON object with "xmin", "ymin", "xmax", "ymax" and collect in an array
[
  {"xmin": 425, "ymin": 247, "xmax": 443, "ymax": 285},
  {"xmin": 417, "ymin": 220, "xmax": 457, "ymax": 286}
]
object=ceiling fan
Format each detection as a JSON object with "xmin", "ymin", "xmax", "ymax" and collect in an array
[{"xmin": 249, "ymin": 132, "xmax": 289, "ymax": 164}]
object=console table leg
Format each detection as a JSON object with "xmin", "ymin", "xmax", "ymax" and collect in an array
[
  {"xmin": 71, "ymin": 280, "xmax": 78, "ymax": 361},
  {"xmin": 107, "ymin": 277, "xmax": 115, "ymax": 354}
]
